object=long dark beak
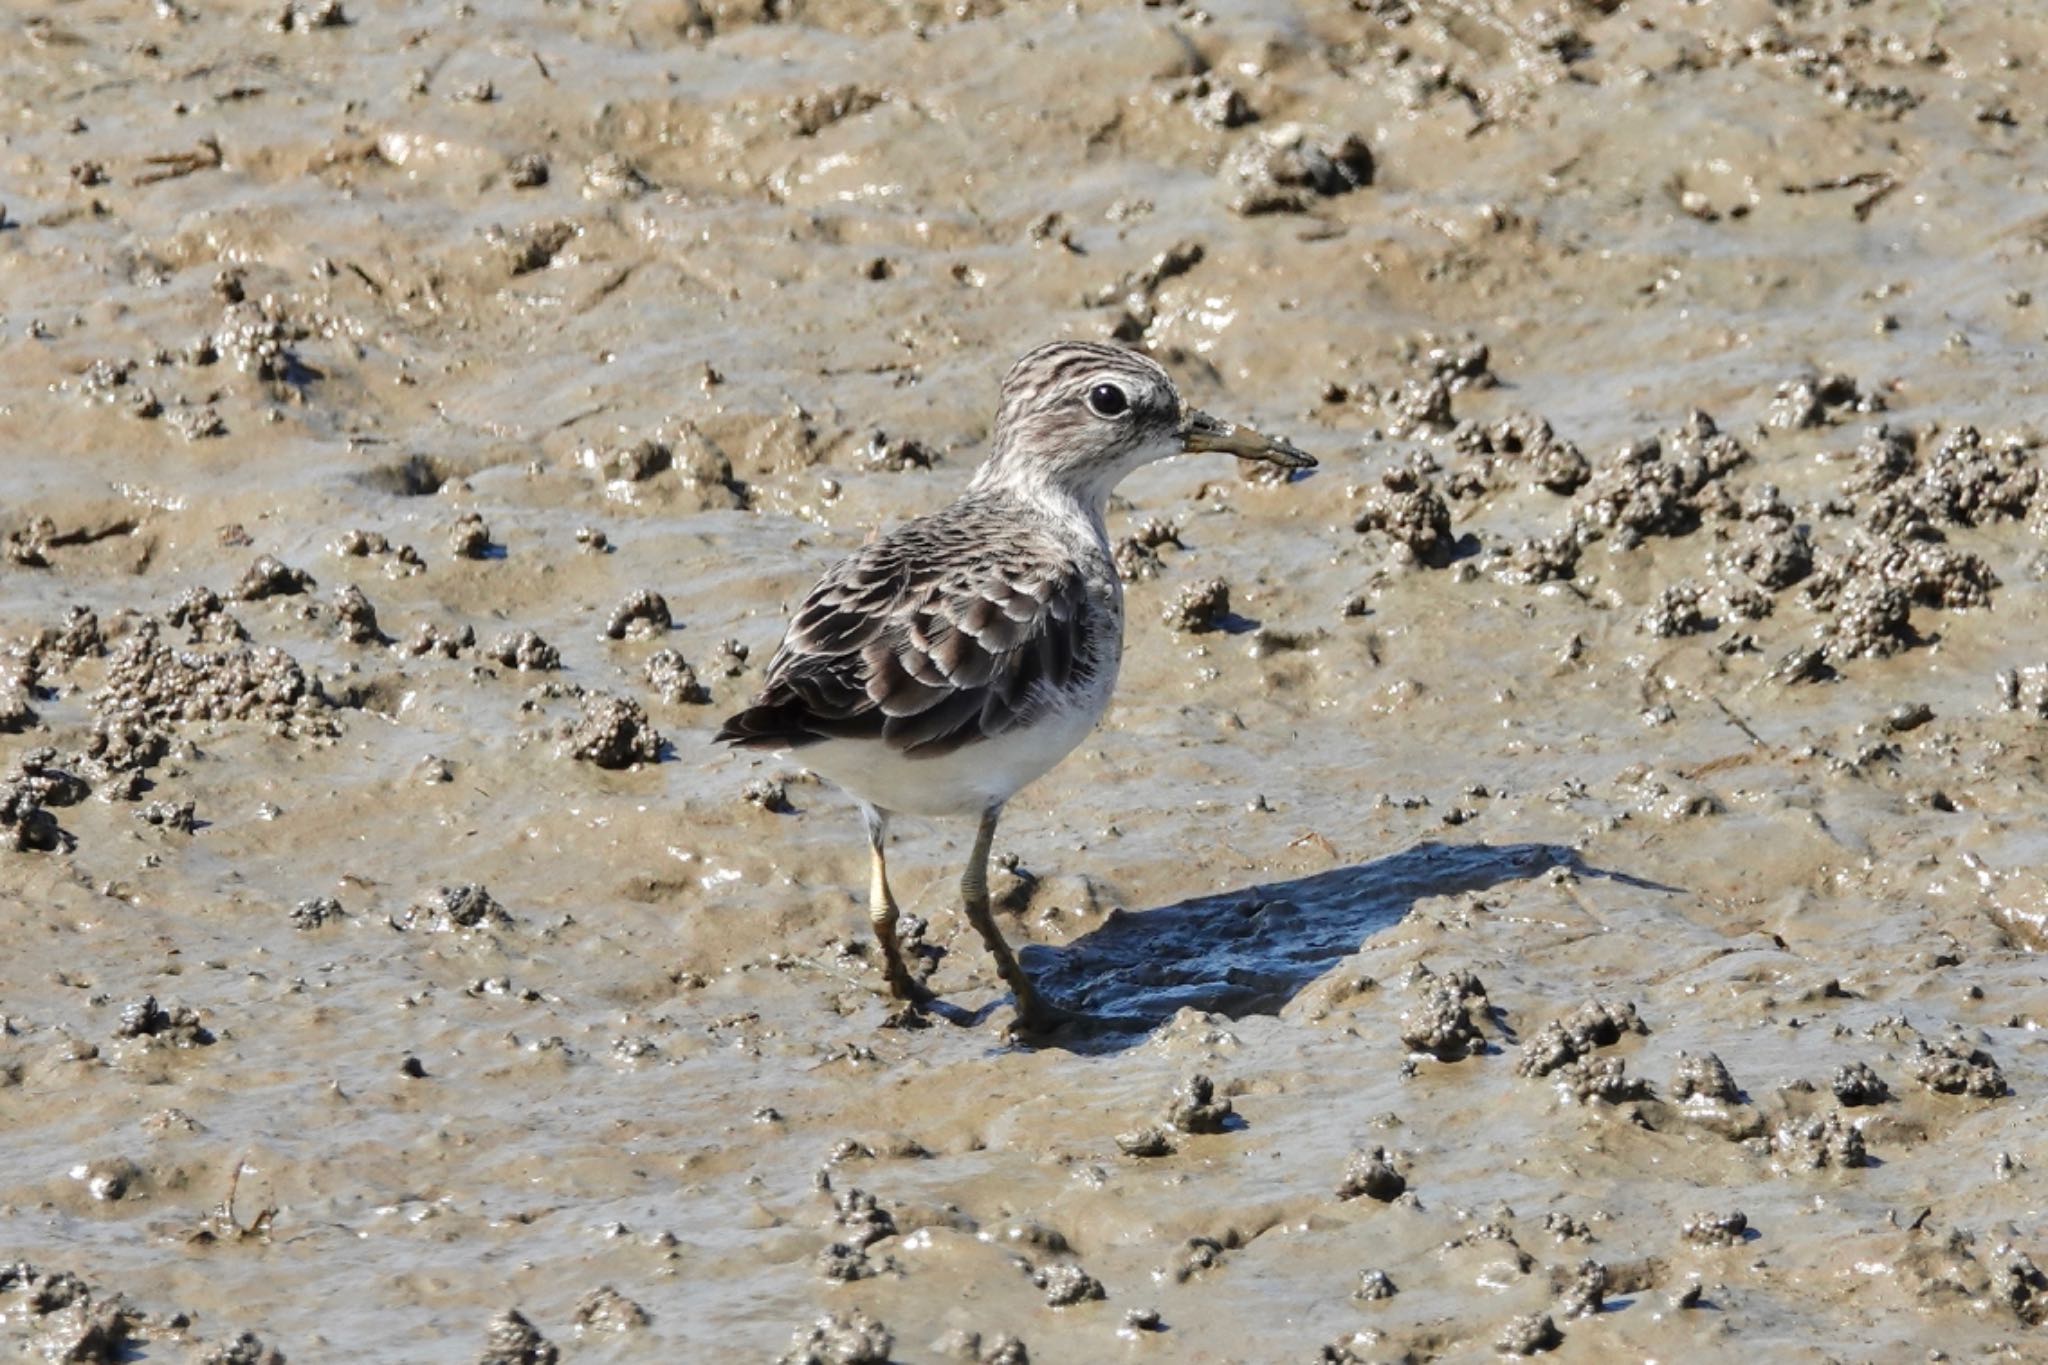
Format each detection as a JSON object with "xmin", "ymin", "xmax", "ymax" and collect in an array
[{"xmin": 1181, "ymin": 409, "xmax": 1317, "ymax": 470}]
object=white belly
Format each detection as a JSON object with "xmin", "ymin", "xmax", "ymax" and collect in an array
[{"xmin": 798, "ymin": 697, "xmax": 1107, "ymax": 817}]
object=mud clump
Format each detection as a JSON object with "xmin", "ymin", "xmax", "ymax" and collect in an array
[
  {"xmin": 983, "ymin": 1334, "xmax": 1032, "ymax": 1364},
  {"xmin": 1514, "ymin": 999, "xmax": 1647, "ymax": 1078},
  {"xmin": 742, "ymin": 777, "xmax": 793, "ymax": 813},
  {"xmin": 587, "ymin": 437, "xmax": 671, "ymax": 483},
  {"xmin": 1355, "ymin": 1269, "xmax": 1397, "ymax": 1301},
  {"xmin": 671, "ymin": 425, "xmax": 745, "ymax": 506},
  {"xmin": 1114, "ymin": 1126, "xmax": 1175, "ymax": 1158},
  {"xmin": 1161, "ymin": 578, "xmax": 1230, "ymax": 634},
  {"xmin": 1032, "ymin": 1262, "xmax": 1105, "ymax": 1307},
  {"xmin": 828, "ymin": 1187, "xmax": 896, "ymax": 1248},
  {"xmin": 1557, "ymin": 1259, "xmax": 1607, "ymax": 1319},
  {"xmin": 1399, "ymin": 965, "xmax": 1487, "ymax": 1059},
  {"xmin": 331, "ymin": 584, "xmax": 384, "ymax": 644},
  {"xmin": 292, "ymin": 896, "xmax": 344, "ymax": 930},
  {"xmin": 1355, "ymin": 468, "xmax": 1455, "ymax": 566},
  {"xmin": 1915, "ymin": 1038, "xmax": 2007, "ymax": 1097},
  {"xmin": 2, "ymin": 753, "xmax": 77, "ymax": 852},
  {"xmin": 168, "ymin": 587, "xmax": 249, "ymax": 644},
  {"xmin": 1336, "ymin": 1146, "xmax": 1405, "ymax": 1203},
  {"xmin": 1831, "ymin": 1061, "xmax": 1890, "ymax": 1107},
  {"xmin": 1493, "ymin": 530, "xmax": 1582, "ymax": 585},
  {"xmin": 48, "ymin": 1301, "xmax": 139, "ymax": 1363},
  {"xmin": 1767, "ymin": 370, "xmax": 1869, "ymax": 430},
  {"xmin": 448, "ymin": 512, "xmax": 494, "ymax": 560},
  {"xmin": 644, "ymin": 649, "xmax": 708, "ymax": 704},
  {"xmin": 1571, "ymin": 413, "xmax": 1749, "ymax": 549},
  {"xmin": 605, "ymin": 589, "xmax": 672, "ymax": 640},
  {"xmin": 1558, "ymin": 1055, "xmax": 1651, "ymax": 1105},
  {"xmin": 1375, "ymin": 375, "xmax": 1455, "ymax": 442},
  {"xmin": 1112, "ymin": 517, "xmax": 1182, "ymax": 583},
  {"xmin": 19, "ymin": 605, "xmax": 107, "ymax": 679},
  {"xmin": 783, "ymin": 84, "xmax": 884, "ymax": 138},
  {"xmin": 1897, "ymin": 425, "xmax": 2041, "ymax": 528},
  {"xmin": 115, "ymin": 995, "xmax": 213, "ymax": 1046},
  {"xmin": 561, "ymin": 694, "xmax": 663, "ymax": 768},
  {"xmin": 1165, "ymin": 1235, "xmax": 1234, "ymax": 1284},
  {"xmin": 1681, "ymin": 1210, "xmax": 1748, "ymax": 1247},
  {"xmin": 862, "ymin": 430, "xmax": 937, "ymax": 473},
  {"xmin": 4, "ymin": 516, "xmax": 55, "ymax": 567},
  {"xmin": 0, "ymin": 1263, "xmax": 142, "ymax": 1364},
  {"xmin": 405, "ymin": 622, "xmax": 474, "ymax": 659},
  {"xmin": 138, "ymin": 794, "xmax": 195, "ymax": 826},
  {"xmin": 1995, "ymin": 665, "xmax": 2048, "ymax": 716},
  {"xmin": 1772, "ymin": 1111, "xmax": 1868, "ymax": 1170},
  {"xmin": 815, "ymin": 1242, "xmax": 881, "ymax": 1282},
  {"xmin": 478, "ymin": 1308, "xmax": 558, "ymax": 1365},
  {"xmin": 1641, "ymin": 580, "xmax": 1710, "ymax": 638},
  {"xmin": 1494, "ymin": 1311, "xmax": 1562, "ymax": 1355},
  {"xmin": 1997, "ymin": 1254, "xmax": 2048, "ymax": 1326},
  {"xmin": 1670, "ymin": 1051, "xmax": 1740, "ymax": 1103},
  {"xmin": 1222, "ymin": 124, "xmax": 1373, "ymax": 215},
  {"xmin": 400, "ymin": 883, "xmax": 512, "ymax": 933},
  {"xmin": 507, "ymin": 152, "xmax": 548, "ymax": 188},
  {"xmin": 778, "ymin": 1309, "xmax": 892, "ymax": 1365},
  {"xmin": 1806, "ymin": 533, "xmax": 2000, "ymax": 620},
  {"xmin": 570, "ymin": 1286, "xmax": 648, "ymax": 1333},
  {"xmin": 94, "ymin": 620, "xmax": 333, "ymax": 740},
  {"xmin": 199, "ymin": 1330, "xmax": 288, "ymax": 1364},
  {"xmin": 487, "ymin": 631, "xmax": 561, "ymax": 672},
  {"xmin": 334, "ymin": 528, "xmax": 424, "ymax": 575},
  {"xmin": 1822, "ymin": 580, "xmax": 1914, "ymax": 662},
  {"xmin": 0, "ymin": 672, "xmax": 36, "ymax": 733},
  {"xmin": 232, "ymin": 555, "xmax": 313, "ymax": 601},
  {"xmin": 1164, "ymin": 1073, "xmax": 1234, "ymax": 1133},
  {"xmin": 1727, "ymin": 490, "xmax": 1813, "ymax": 591},
  {"xmin": 1479, "ymin": 412, "xmax": 1590, "ymax": 494}
]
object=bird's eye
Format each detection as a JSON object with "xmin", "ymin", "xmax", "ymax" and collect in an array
[{"xmin": 1085, "ymin": 382, "xmax": 1130, "ymax": 418}]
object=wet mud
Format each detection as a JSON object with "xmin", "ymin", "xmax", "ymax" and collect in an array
[{"xmin": 5, "ymin": 0, "xmax": 2048, "ymax": 1359}]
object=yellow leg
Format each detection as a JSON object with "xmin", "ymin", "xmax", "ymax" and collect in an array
[
  {"xmin": 959, "ymin": 806, "xmax": 1068, "ymax": 1029},
  {"xmin": 866, "ymin": 815, "xmax": 927, "ymax": 1002}
]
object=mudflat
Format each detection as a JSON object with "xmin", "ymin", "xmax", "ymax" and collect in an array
[{"xmin": 4, "ymin": 0, "xmax": 2047, "ymax": 1359}]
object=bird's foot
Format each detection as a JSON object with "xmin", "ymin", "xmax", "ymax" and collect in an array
[
  {"xmin": 884, "ymin": 966, "xmax": 935, "ymax": 1006},
  {"xmin": 1007, "ymin": 990, "xmax": 1090, "ymax": 1038}
]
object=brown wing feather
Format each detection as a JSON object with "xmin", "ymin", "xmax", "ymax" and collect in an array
[{"xmin": 714, "ymin": 500, "xmax": 1101, "ymax": 757}]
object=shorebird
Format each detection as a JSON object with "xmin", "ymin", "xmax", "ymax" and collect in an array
[{"xmin": 716, "ymin": 340, "xmax": 1315, "ymax": 1029}]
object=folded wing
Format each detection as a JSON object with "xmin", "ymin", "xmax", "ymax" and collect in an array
[{"xmin": 715, "ymin": 523, "xmax": 1094, "ymax": 758}]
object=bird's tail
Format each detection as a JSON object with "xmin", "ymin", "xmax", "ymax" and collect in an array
[{"xmin": 713, "ymin": 702, "xmax": 821, "ymax": 750}]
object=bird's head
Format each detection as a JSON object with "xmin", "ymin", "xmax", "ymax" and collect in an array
[{"xmin": 976, "ymin": 340, "xmax": 1314, "ymax": 511}]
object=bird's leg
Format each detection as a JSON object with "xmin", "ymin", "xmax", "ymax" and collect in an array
[
  {"xmin": 960, "ymin": 805, "xmax": 1069, "ymax": 1029},
  {"xmin": 864, "ymin": 808, "xmax": 928, "ymax": 1003}
]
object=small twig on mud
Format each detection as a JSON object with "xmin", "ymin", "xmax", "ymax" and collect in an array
[
  {"xmin": 1780, "ymin": 170, "xmax": 1899, "ymax": 221},
  {"xmin": 135, "ymin": 135, "xmax": 223, "ymax": 185},
  {"xmin": 1711, "ymin": 697, "xmax": 1766, "ymax": 749},
  {"xmin": 190, "ymin": 1153, "xmax": 278, "ymax": 1245}
]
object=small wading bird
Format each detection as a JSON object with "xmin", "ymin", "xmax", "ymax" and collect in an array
[{"xmin": 716, "ymin": 341, "xmax": 1315, "ymax": 1030}]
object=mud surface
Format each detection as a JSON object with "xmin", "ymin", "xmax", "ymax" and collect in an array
[{"xmin": 5, "ymin": 0, "xmax": 2048, "ymax": 1359}]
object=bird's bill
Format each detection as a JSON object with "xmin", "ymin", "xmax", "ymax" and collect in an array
[{"xmin": 1180, "ymin": 409, "xmax": 1317, "ymax": 469}]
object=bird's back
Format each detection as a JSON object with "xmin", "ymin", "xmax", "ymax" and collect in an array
[{"xmin": 715, "ymin": 489, "xmax": 1121, "ymax": 762}]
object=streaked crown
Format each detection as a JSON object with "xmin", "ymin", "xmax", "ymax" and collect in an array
[{"xmin": 974, "ymin": 341, "xmax": 1186, "ymax": 503}]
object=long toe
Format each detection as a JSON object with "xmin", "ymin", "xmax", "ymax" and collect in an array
[
  {"xmin": 1009, "ymin": 993, "xmax": 1091, "ymax": 1037},
  {"xmin": 886, "ymin": 971, "xmax": 935, "ymax": 1005}
]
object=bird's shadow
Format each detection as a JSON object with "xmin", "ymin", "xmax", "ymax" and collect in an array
[{"xmin": 1003, "ymin": 840, "xmax": 1676, "ymax": 1055}]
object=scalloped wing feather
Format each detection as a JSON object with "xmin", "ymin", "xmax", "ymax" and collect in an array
[{"xmin": 714, "ymin": 510, "xmax": 1102, "ymax": 757}]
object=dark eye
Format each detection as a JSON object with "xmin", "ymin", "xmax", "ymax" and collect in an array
[{"xmin": 1085, "ymin": 382, "xmax": 1130, "ymax": 418}]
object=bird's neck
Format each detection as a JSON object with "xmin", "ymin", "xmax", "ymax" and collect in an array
[{"xmin": 970, "ymin": 460, "xmax": 1114, "ymax": 554}]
